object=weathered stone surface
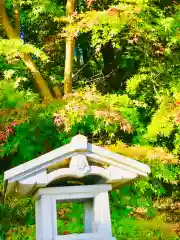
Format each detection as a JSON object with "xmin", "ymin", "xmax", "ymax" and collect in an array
[
  {"xmin": 4, "ymin": 134, "xmax": 150, "ymax": 197},
  {"xmin": 35, "ymin": 185, "xmax": 115, "ymax": 240}
]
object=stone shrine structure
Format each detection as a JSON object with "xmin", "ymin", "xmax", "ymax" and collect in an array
[{"xmin": 4, "ymin": 135, "xmax": 151, "ymax": 240}]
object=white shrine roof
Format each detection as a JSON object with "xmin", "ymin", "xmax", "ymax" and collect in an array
[{"xmin": 4, "ymin": 135, "xmax": 150, "ymax": 198}]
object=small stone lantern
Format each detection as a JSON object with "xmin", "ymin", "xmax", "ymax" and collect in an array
[{"xmin": 4, "ymin": 135, "xmax": 150, "ymax": 240}]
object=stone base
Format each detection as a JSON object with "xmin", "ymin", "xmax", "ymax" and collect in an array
[
  {"xmin": 35, "ymin": 185, "xmax": 116, "ymax": 240},
  {"xmin": 56, "ymin": 233, "xmax": 116, "ymax": 240}
]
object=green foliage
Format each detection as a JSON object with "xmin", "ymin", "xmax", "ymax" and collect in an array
[
  {"xmin": 54, "ymin": 85, "xmax": 142, "ymax": 136},
  {"xmin": 0, "ymin": 83, "xmax": 179, "ymax": 238},
  {"xmin": 57, "ymin": 203, "xmax": 84, "ymax": 235},
  {"xmin": 0, "ymin": 39, "xmax": 49, "ymax": 62},
  {"xmin": 112, "ymin": 217, "xmax": 179, "ymax": 240},
  {"xmin": 62, "ymin": 2, "xmax": 143, "ymax": 49},
  {"xmin": 0, "ymin": 83, "xmax": 143, "ymax": 165},
  {"xmin": 0, "ymin": 80, "xmax": 38, "ymax": 109},
  {"xmin": 0, "ymin": 0, "xmax": 179, "ymax": 239}
]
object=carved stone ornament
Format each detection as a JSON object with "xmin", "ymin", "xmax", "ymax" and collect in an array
[
  {"xmin": 4, "ymin": 134, "xmax": 151, "ymax": 197},
  {"xmin": 69, "ymin": 154, "xmax": 91, "ymax": 175}
]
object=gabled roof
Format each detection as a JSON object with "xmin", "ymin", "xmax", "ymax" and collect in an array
[{"xmin": 4, "ymin": 135, "xmax": 150, "ymax": 198}]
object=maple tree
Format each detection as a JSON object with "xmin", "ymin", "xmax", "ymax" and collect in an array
[{"xmin": 0, "ymin": 0, "xmax": 179, "ymax": 239}]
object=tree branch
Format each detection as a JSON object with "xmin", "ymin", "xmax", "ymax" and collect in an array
[{"xmin": 0, "ymin": 0, "xmax": 53, "ymax": 100}]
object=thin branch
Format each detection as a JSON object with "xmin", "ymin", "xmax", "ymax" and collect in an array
[{"xmin": 72, "ymin": 59, "xmax": 92, "ymax": 78}]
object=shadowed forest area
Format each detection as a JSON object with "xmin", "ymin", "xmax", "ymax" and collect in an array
[{"xmin": 0, "ymin": 0, "xmax": 180, "ymax": 239}]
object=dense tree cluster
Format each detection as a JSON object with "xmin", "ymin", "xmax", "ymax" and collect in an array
[{"xmin": 0, "ymin": 0, "xmax": 179, "ymax": 239}]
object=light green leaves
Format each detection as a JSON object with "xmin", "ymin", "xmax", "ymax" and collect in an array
[
  {"xmin": 0, "ymin": 39, "xmax": 48, "ymax": 62},
  {"xmin": 126, "ymin": 73, "xmax": 148, "ymax": 94}
]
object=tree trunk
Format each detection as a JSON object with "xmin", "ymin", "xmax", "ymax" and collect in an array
[
  {"xmin": 64, "ymin": 0, "xmax": 76, "ymax": 94},
  {"xmin": 0, "ymin": 0, "xmax": 53, "ymax": 100},
  {"xmin": 19, "ymin": 53, "xmax": 54, "ymax": 99},
  {"xmin": 13, "ymin": 2, "xmax": 20, "ymax": 35},
  {"xmin": 64, "ymin": 39, "xmax": 75, "ymax": 94},
  {"xmin": 101, "ymin": 41, "xmax": 121, "ymax": 92}
]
